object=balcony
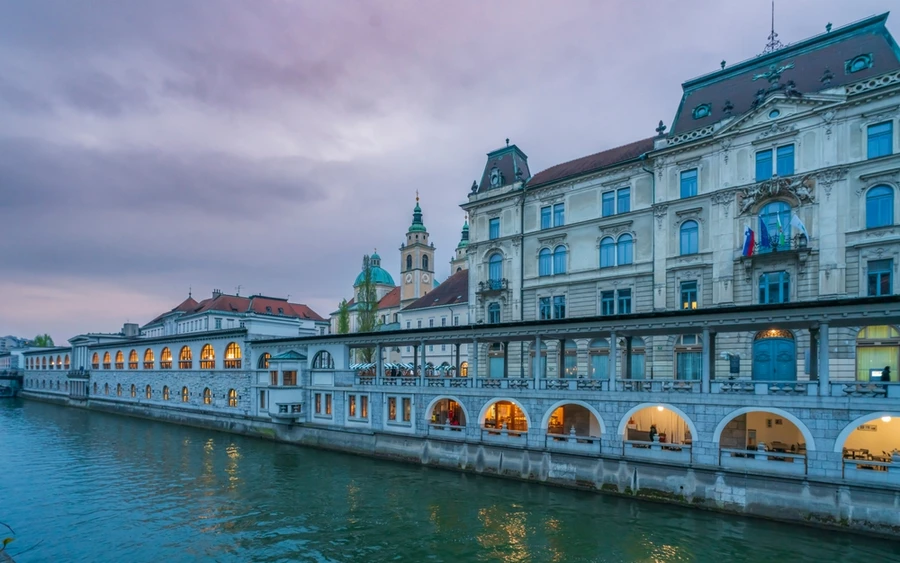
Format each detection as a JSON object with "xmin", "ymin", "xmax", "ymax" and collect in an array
[
  {"xmin": 270, "ymin": 403, "xmax": 303, "ymax": 424},
  {"xmin": 66, "ymin": 369, "xmax": 91, "ymax": 380},
  {"xmin": 477, "ymin": 278, "xmax": 508, "ymax": 295}
]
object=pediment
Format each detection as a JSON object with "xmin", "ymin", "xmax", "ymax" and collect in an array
[{"xmin": 715, "ymin": 94, "xmax": 841, "ymax": 139}]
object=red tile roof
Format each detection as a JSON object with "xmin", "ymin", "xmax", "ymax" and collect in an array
[
  {"xmin": 144, "ymin": 293, "xmax": 325, "ymax": 326},
  {"xmin": 403, "ymin": 270, "xmax": 468, "ymax": 311},
  {"xmin": 377, "ymin": 287, "xmax": 401, "ymax": 309},
  {"xmin": 670, "ymin": 14, "xmax": 900, "ymax": 134},
  {"xmin": 526, "ymin": 137, "xmax": 655, "ymax": 189}
]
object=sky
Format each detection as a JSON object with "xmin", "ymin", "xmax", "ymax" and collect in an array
[{"xmin": 1, "ymin": 0, "xmax": 894, "ymax": 343}]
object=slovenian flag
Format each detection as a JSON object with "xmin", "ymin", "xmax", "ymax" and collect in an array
[
  {"xmin": 759, "ymin": 220, "xmax": 771, "ymax": 249},
  {"xmin": 742, "ymin": 226, "xmax": 755, "ymax": 257}
]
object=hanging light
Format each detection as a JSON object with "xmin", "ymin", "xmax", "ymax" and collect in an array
[
  {"xmin": 657, "ymin": 406, "xmax": 665, "ymax": 412},
  {"xmin": 882, "ymin": 416, "xmax": 892, "ymax": 423}
]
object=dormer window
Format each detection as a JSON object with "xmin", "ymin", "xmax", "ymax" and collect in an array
[
  {"xmin": 692, "ymin": 103, "xmax": 711, "ymax": 119},
  {"xmin": 265, "ymin": 306, "xmax": 272, "ymax": 313},
  {"xmin": 490, "ymin": 167, "xmax": 502, "ymax": 187},
  {"xmin": 277, "ymin": 307, "xmax": 284, "ymax": 315},
  {"xmin": 845, "ymin": 54, "xmax": 873, "ymax": 74}
]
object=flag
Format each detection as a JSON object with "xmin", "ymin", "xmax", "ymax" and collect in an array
[
  {"xmin": 776, "ymin": 215, "xmax": 786, "ymax": 246},
  {"xmin": 742, "ymin": 226, "xmax": 755, "ymax": 257},
  {"xmin": 791, "ymin": 213, "xmax": 809, "ymax": 239},
  {"xmin": 759, "ymin": 220, "xmax": 771, "ymax": 249}
]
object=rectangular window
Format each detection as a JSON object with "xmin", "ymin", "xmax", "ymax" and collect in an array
[
  {"xmin": 680, "ymin": 169, "xmax": 698, "ymax": 198},
  {"xmin": 417, "ymin": 320, "xmax": 422, "ymax": 329},
  {"xmin": 489, "ymin": 218, "xmax": 500, "ymax": 240},
  {"xmin": 759, "ymin": 271, "xmax": 790, "ymax": 304},
  {"xmin": 402, "ymin": 397, "xmax": 411, "ymax": 422},
  {"xmin": 441, "ymin": 344, "xmax": 446, "ymax": 351},
  {"xmin": 553, "ymin": 295, "xmax": 566, "ymax": 319},
  {"xmin": 283, "ymin": 370, "xmax": 297, "ymax": 386},
  {"xmin": 453, "ymin": 316, "xmax": 459, "ymax": 326},
  {"xmin": 349, "ymin": 394, "xmax": 357, "ymax": 418},
  {"xmin": 361, "ymin": 395, "xmax": 368, "ymax": 419},
  {"xmin": 776, "ymin": 144, "xmax": 794, "ymax": 176},
  {"xmin": 540, "ymin": 206, "xmax": 551, "ymax": 229},
  {"xmin": 325, "ymin": 394, "xmax": 332, "ymax": 416},
  {"xmin": 680, "ymin": 281, "xmax": 698, "ymax": 310},
  {"xmin": 441, "ymin": 318, "xmax": 446, "ymax": 327},
  {"xmin": 259, "ymin": 390, "xmax": 266, "ymax": 410},
  {"xmin": 270, "ymin": 370, "xmax": 278, "ymax": 386},
  {"xmin": 429, "ymin": 345, "xmax": 433, "ymax": 352},
  {"xmin": 539, "ymin": 297, "xmax": 551, "ymax": 320},
  {"xmin": 215, "ymin": 318, "xmax": 222, "ymax": 329},
  {"xmin": 388, "ymin": 397, "xmax": 397, "ymax": 421},
  {"xmin": 488, "ymin": 305, "xmax": 500, "ymax": 324},
  {"xmin": 553, "ymin": 203, "xmax": 565, "ymax": 227},
  {"xmin": 755, "ymin": 150, "xmax": 773, "ymax": 181},
  {"xmin": 617, "ymin": 187, "xmax": 630, "ymax": 213},
  {"xmin": 617, "ymin": 289, "xmax": 632, "ymax": 314},
  {"xmin": 315, "ymin": 393, "xmax": 322, "ymax": 414},
  {"xmin": 429, "ymin": 319, "xmax": 434, "ymax": 328},
  {"xmin": 868, "ymin": 121, "xmax": 893, "ymax": 159},
  {"xmin": 868, "ymin": 259, "xmax": 893, "ymax": 296},
  {"xmin": 601, "ymin": 291, "xmax": 615, "ymax": 316},
  {"xmin": 602, "ymin": 191, "xmax": 615, "ymax": 217}
]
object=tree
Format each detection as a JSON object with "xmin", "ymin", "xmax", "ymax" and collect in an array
[
  {"xmin": 33, "ymin": 333, "xmax": 54, "ymax": 347},
  {"xmin": 356, "ymin": 254, "xmax": 381, "ymax": 363},
  {"xmin": 337, "ymin": 299, "xmax": 350, "ymax": 334}
]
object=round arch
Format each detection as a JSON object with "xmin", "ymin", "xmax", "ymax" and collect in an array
[
  {"xmin": 477, "ymin": 397, "xmax": 532, "ymax": 429},
  {"xmin": 539, "ymin": 400, "xmax": 607, "ymax": 435},
  {"xmin": 425, "ymin": 395, "xmax": 471, "ymax": 425},
  {"xmin": 712, "ymin": 406, "xmax": 816, "ymax": 451},
  {"xmin": 616, "ymin": 403, "xmax": 699, "ymax": 441},
  {"xmin": 833, "ymin": 411, "xmax": 900, "ymax": 453}
]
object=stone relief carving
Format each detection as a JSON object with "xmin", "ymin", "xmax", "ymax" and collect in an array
[
  {"xmin": 815, "ymin": 167, "xmax": 848, "ymax": 200},
  {"xmin": 738, "ymin": 175, "xmax": 815, "ymax": 216},
  {"xmin": 719, "ymin": 138, "xmax": 734, "ymax": 164},
  {"xmin": 865, "ymin": 227, "xmax": 897, "ymax": 238},
  {"xmin": 653, "ymin": 204, "xmax": 668, "ymax": 229},
  {"xmin": 820, "ymin": 110, "xmax": 836, "ymax": 138},
  {"xmin": 676, "ymin": 158, "xmax": 702, "ymax": 172},
  {"xmin": 537, "ymin": 235, "xmax": 566, "ymax": 248},
  {"xmin": 711, "ymin": 190, "xmax": 736, "ymax": 218},
  {"xmin": 755, "ymin": 122, "xmax": 797, "ymax": 140}
]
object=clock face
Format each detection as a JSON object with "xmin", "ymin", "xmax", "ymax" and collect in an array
[
  {"xmin": 422, "ymin": 273, "xmax": 430, "ymax": 282},
  {"xmin": 405, "ymin": 273, "xmax": 413, "ymax": 283}
]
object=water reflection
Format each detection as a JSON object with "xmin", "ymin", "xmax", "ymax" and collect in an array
[{"xmin": 1, "ymin": 400, "xmax": 898, "ymax": 563}]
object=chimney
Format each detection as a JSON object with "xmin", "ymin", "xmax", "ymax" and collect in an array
[
  {"xmin": 122, "ymin": 323, "xmax": 139, "ymax": 337},
  {"xmin": 212, "ymin": 289, "xmax": 222, "ymax": 299}
]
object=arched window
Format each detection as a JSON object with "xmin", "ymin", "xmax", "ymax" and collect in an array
[
  {"xmin": 406, "ymin": 254, "xmax": 412, "ymax": 271},
  {"xmin": 600, "ymin": 237, "xmax": 615, "ymax": 268},
  {"xmin": 115, "ymin": 351, "xmax": 124, "ymax": 369},
  {"xmin": 258, "ymin": 352, "xmax": 271, "ymax": 369},
  {"xmin": 64, "ymin": 355, "xmax": 70, "ymax": 370},
  {"xmin": 104, "ymin": 383, "xmax": 108, "ymax": 395},
  {"xmin": 130, "ymin": 384, "xmax": 136, "ymax": 398},
  {"xmin": 758, "ymin": 201, "xmax": 791, "ymax": 252},
  {"xmin": 866, "ymin": 185, "xmax": 894, "ymax": 229},
  {"xmin": 553, "ymin": 245, "xmax": 567, "ymax": 275},
  {"xmin": 42, "ymin": 357, "xmax": 47, "ymax": 369},
  {"xmin": 102, "ymin": 352, "xmax": 111, "ymax": 369},
  {"xmin": 160, "ymin": 347, "xmax": 172, "ymax": 369},
  {"xmin": 203, "ymin": 388, "xmax": 212, "ymax": 405},
  {"xmin": 128, "ymin": 349, "xmax": 138, "ymax": 369},
  {"xmin": 228, "ymin": 389, "xmax": 237, "ymax": 407},
  {"xmin": 617, "ymin": 234, "xmax": 633, "ymax": 265},
  {"xmin": 224, "ymin": 342, "xmax": 242, "ymax": 369},
  {"xmin": 145, "ymin": 385, "xmax": 152, "ymax": 399},
  {"xmin": 488, "ymin": 253, "xmax": 503, "ymax": 282},
  {"xmin": 116, "ymin": 383, "xmax": 122, "ymax": 397},
  {"xmin": 538, "ymin": 248, "xmax": 552, "ymax": 277},
  {"xmin": 143, "ymin": 349, "xmax": 154, "ymax": 369},
  {"xmin": 312, "ymin": 350, "xmax": 335, "ymax": 369},
  {"xmin": 55, "ymin": 355, "xmax": 62, "ymax": 369},
  {"xmin": 200, "ymin": 344, "xmax": 215, "ymax": 369},
  {"xmin": 487, "ymin": 302, "xmax": 501, "ymax": 324},
  {"xmin": 680, "ymin": 220, "xmax": 699, "ymax": 255},
  {"xmin": 179, "ymin": 346, "xmax": 193, "ymax": 369},
  {"xmin": 181, "ymin": 386, "xmax": 189, "ymax": 402},
  {"xmin": 460, "ymin": 361, "xmax": 469, "ymax": 377},
  {"xmin": 423, "ymin": 255, "xmax": 429, "ymax": 271},
  {"xmin": 162, "ymin": 385, "xmax": 170, "ymax": 401}
]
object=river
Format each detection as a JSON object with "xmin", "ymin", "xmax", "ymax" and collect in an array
[{"xmin": 0, "ymin": 400, "xmax": 896, "ymax": 562}]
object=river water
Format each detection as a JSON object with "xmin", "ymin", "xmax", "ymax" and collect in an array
[{"xmin": 0, "ymin": 400, "xmax": 897, "ymax": 562}]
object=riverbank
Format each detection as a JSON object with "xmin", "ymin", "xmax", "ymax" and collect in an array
[{"xmin": 21, "ymin": 391, "xmax": 900, "ymax": 539}]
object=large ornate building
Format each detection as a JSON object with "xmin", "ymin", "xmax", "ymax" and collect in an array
[{"xmin": 463, "ymin": 13, "xmax": 900, "ymax": 382}]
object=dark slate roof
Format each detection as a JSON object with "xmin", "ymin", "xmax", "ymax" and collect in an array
[
  {"xmin": 670, "ymin": 13, "xmax": 900, "ymax": 135},
  {"xmin": 272, "ymin": 350, "xmax": 306, "ymax": 361},
  {"xmin": 527, "ymin": 137, "xmax": 655, "ymax": 189},
  {"xmin": 477, "ymin": 144, "xmax": 530, "ymax": 192},
  {"xmin": 402, "ymin": 270, "xmax": 468, "ymax": 311}
]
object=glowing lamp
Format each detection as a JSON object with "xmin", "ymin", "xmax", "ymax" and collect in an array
[
  {"xmin": 657, "ymin": 406, "xmax": 665, "ymax": 412},
  {"xmin": 881, "ymin": 416, "xmax": 892, "ymax": 423}
]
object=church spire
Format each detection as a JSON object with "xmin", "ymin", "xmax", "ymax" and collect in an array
[
  {"xmin": 456, "ymin": 215, "xmax": 470, "ymax": 249},
  {"xmin": 409, "ymin": 191, "xmax": 426, "ymax": 233}
]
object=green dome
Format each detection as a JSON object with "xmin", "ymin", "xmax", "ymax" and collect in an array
[
  {"xmin": 409, "ymin": 197, "xmax": 427, "ymax": 233},
  {"xmin": 354, "ymin": 266, "xmax": 395, "ymax": 287}
]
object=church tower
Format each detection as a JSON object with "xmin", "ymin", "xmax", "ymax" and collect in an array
[
  {"xmin": 400, "ymin": 193, "xmax": 435, "ymax": 307},
  {"xmin": 450, "ymin": 217, "xmax": 469, "ymax": 273}
]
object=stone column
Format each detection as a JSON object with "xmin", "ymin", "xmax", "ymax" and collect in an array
[
  {"xmin": 413, "ymin": 345, "xmax": 419, "ymax": 377},
  {"xmin": 624, "ymin": 336, "xmax": 633, "ymax": 380},
  {"xmin": 701, "ymin": 327, "xmax": 711, "ymax": 393},
  {"xmin": 502, "ymin": 342, "xmax": 508, "ymax": 378},
  {"xmin": 558, "ymin": 338, "xmax": 566, "ymax": 378},
  {"xmin": 534, "ymin": 335, "xmax": 543, "ymax": 381},
  {"xmin": 420, "ymin": 339, "xmax": 427, "ymax": 384},
  {"xmin": 454, "ymin": 343, "xmax": 461, "ymax": 375},
  {"xmin": 709, "ymin": 332, "xmax": 717, "ymax": 382},
  {"xmin": 376, "ymin": 344, "xmax": 384, "ymax": 382},
  {"xmin": 609, "ymin": 331, "xmax": 618, "ymax": 382},
  {"xmin": 809, "ymin": 327, "xmax": 819, "ymax": 381},
  {"xmin": 818, "ymin": 323, "xmax": 830, "ymax": 396},
  {"xmin": 470, "ymin": 338, "xmax": 479, "ymax": 381}
]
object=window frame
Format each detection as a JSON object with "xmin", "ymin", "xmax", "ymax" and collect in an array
[
  {"xmin": 488, "ymin": 217, "xmax": 500, "ymax": 240},
  {"xmin": 602, "ymin": 191, "xmax": 615, "ymax": 217},
  {"xmin": 866, "ymin": 185, "xmax": 894, "ymax": 229},
  {"xmin": 680, "ymin": 280, "xmax": 699, "ymax": 309},
  {"xmin": 867, "ymin": 121, "xmax": 893, "ymax": 160},
  {"xmin": 759, "ymin": 271, "xmax": 790, "ymax": 304},
  {"xmin": 617, "ymin": 187, "xmax": 631, "ymax": 213},
  {"xmin": 680, "ymin": 168, "xmax": 698, "ymax": 198},
  {"xmin": 867, "ymin": 259, "xmax": 893, "ymax": 296},
  {"xmin": 679, "ymin": 220, "xmax": 699, "ymax": 255}
]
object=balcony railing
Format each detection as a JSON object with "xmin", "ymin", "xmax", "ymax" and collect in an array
[
  {"xmin": 66, "ymin": 368, "xmax": 91, "ymax": 379},
  {"xmin": 623, "ymin": 440, "xmax": 691, "ymax": 463},
  {"xmin": 719, "ymin": 447, "xmax": 807, "ymax": 475},
  {"xmin": 477, "ymin": 278, "xmax": 508, "ymax": 294},
  {"xmin": 545, "ymin": 433, "xmax": 602, "ymax": 455}
]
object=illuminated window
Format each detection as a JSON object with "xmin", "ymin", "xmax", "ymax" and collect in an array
[
  {"xmin": 228, "ymin": 389, "xmax": 237, "ymax": 407},
  {"xmin": 681, "ymin": 280, "xmax": 698, "ymax": 309},
  {"xmin": 145, "ymin": 385, "xmax": 151, "ymax": 399},
  {"xmin": 115, "ymin": 351, "xmax": 124, "ymax": 369},
  {"xmin": 117, "ymin": 383, "xmax": 122, "ymax": 397},
  {"xmin": 181, "ymin": 386, "xmax": 189, "ymax": 403},
  {"xmin": 130, "ymin": 384, "xmax": 136, "ymax": 398},
  {"xmin": 258, "ymin": 352, "xmax": 271, "ymax": 369},
  {"xmin": 143, "ymin": 348, "xmax": 154, "ymax": 369},
  {"xmin": 402, "ymin": 397, "xmax": 411, "ymax": 422},
  {"xmin": 56, "ymin": 355, "xmax": 62, "ymax": 369},
  {"xmin": 160, "ymin": 347, "xmax": 172, "ymax": 369},
  {"xmin": 203, "ymin": 387, "xmax": 211, "ymax": 405},
  {"xmin": 64, "ymin": 355, "xmax": 70, "ymax": 370},
  {"xmin": 163, "ymin": 385, "xmax": 169, "ymax": 401},
  {"xmin": 224, "ymin": 342, "xmax": 242, "ymax": 369},
  {"xmin": 103, "ymin": 352, "xmax": 111, "ymax": 369},
  {"xmin": 179, "ymin": 346, "xmax": 193, "ymax": 369},
  {"xmin": 283, "ymin": 371, "xmax": 297, "ymax": 385},
  {"xmin": 42, "ymin": 357, "xmax": 47, "ymax": 369},
  {"xmin": 270, "ymin": 370, "xmax": 278, "ymax": 386},
  {"xmin": 200, "ymin": 344, "xmax": 215, "ymax": 369},
  {"xmin": 388, "ymin": 397, "xmax": 397, "ymax": 421},
  {"xmin": 312, "ymin": 351, "xmax": 334, "ymax": 369}
]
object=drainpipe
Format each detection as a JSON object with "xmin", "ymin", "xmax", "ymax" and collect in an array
[{"xmin": 640, "ymin": 153, "xmax": 655, "ymax": 365}]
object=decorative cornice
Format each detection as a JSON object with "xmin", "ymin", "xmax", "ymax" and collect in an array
[
  {"xmin": 653, "ymin": 204, "xmax": 668, "ymax": 229},
  {"xmin": 537, "ymin": 233, "xmax": 567, "ymax": 247},
  {"xmin": 711, "ymin": 189, "xmax": 736, "ymax": 218},
  {"xmin": 598, "ymin": 219, "xmax": 633, "ymax": 238},
  {"xmin": 816, "ymin": 167, "xmax": 848, "ymax": 200},
  {"xmin": 675, "ymin": 206, "xmax": 704, "ymax": 217},
  {"xmin": 737, "ymin": 174, "xmax": 815, "ymax": 216},
  {"xmin": 752, "ymin": 122, "xmax": 797, "ymax": 143},
  {"xmin": 859, "ymin": 166, "xmax": 900, "ymax": 182}
]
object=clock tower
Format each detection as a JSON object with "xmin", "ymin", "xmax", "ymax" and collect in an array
[{"xmin": 400, "ymin": 193, "xmax": 435, "ymax": 308}]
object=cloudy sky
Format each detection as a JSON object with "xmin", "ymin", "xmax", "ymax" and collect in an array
[{"xmin": 1, "ymin": 0, "xmax": 893, "ymax": 342}]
